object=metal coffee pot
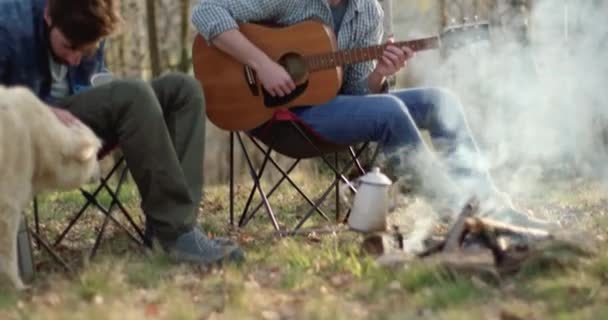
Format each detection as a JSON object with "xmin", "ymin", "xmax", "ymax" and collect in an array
[{"xmin": 347, "ymin": 167, "xmax": 392, "ymax": 233}]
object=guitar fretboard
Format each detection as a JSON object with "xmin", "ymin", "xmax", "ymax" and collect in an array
[{"xmin": 305, "ymin": 37, "xmax": 440, "ymax": 71}]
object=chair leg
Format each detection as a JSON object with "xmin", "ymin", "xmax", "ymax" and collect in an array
[
  {"xmin": 27, "ymin": 227, "xmax": 73, "ymax": 274},
  {"xmin": 28, "ymin": 199, "xmax": 72, "ymax": 274},
  {"xmin": 341, "ymin": 144, "xmax": 371, "ymax": 224},
  {"xmin": 100, "ymin": 164, "xmax": 144, "ymax": 241},
  {"xmin": 229, "ymin": 132, "xmax": 235, "ymax": 226},
  {"xmin": 234, "ymin": 126, "xmax": 375, "ymax": 231},
  {"xmin": 246, "ymin": 136, "xmax": 331, "ymax": 222},
  {"xmin": 53, "ymin": 158, "xmax": 125, "ymax": 247},
  {"xmin": 33, "ymin": 197, "xmax": 41, "ymax": 249},
  {"xmin": 292, "ymin": 144, "xmax": 370, "ymax": 232},
  {"xmin": 335, "ymin": 153, "xmax": 341, "ymax": 222},
  {"xmin": 293, "ymin": 179, "xmax": 340, "ymax": 232},
  {"xmin": 241, "ymin": 158, "xmax": 299, "ymax": 225},
  {"xmin": 290, "ymin": 122, "xmax": 356, "ymax": 192},
  {"xmin": 235, "ymin": 132, "xmax": 281, "ymax": 231},
  {"xmin": 90, "ymin": 213, "xmax": 111, "ymax": 260},
  {"xmin": 349, "ymin": 143, "xmax": 369, "ymax": 175},
  {"xmin": 89, "ymin": 163, "xmax": 143, "ymax": 259},
  {"xmin": 238, "ymin": 144, "xmax": 273, "ymax": 227}
]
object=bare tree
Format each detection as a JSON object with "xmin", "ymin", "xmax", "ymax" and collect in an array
[
  {"xmin": 178, "ymin": 0, "xmax": 191, "ymax": 72},
  {"xmin": 146, "ymin": 0, "xmax": 161, "ymax": 77}
]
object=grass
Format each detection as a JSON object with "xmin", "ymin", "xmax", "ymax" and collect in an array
[{"xmin": 1, "ymin": 171, "xmax": 607, "ymax": 319}]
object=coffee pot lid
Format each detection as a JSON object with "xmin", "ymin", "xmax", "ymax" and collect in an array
[{"xmin": 359, "ymin": 167, "xmax": 392, "ymax": 186}]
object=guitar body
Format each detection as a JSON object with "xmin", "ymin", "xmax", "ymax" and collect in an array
[{"xmin": 192, "ymin": 21, "xmax": 343, "ymax": 130}]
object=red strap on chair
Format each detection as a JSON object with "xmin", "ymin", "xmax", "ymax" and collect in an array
[{"xmin": 257, "ymin": 109, "xmax": 331, "ymax": 144}]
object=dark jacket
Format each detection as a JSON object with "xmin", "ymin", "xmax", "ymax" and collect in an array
[{"xmin": 0, "ymin": 0, "xmax": 108, "ymax": 104}]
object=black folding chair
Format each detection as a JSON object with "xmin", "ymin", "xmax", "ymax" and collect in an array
[
  {"xmin": 229, "ymin": 109, "xmax": 378, "ymax": 233},
  {"xmin": 30, "ymin": 146, "xmax": 145, "ymax": 271}
]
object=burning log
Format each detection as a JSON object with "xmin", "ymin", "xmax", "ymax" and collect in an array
[
  {"xmin": 365, "ymin": 198, "xmax": 595, "ymax": 278},
  {"xmin": 465, "ymin": 217, "xmax": 552, "ymax": 241},
  {"xmin": 443, "ymin": 198, "xmax": 479, "ymax": 252}
]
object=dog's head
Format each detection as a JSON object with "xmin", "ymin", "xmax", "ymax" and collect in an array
[
  {"xmin": 30, "ymin": 121, "xmax": 104, "ymax": 194},
  {"xmin": 57, "ymin": 123, "xmax": 103, "ymax": 188}
]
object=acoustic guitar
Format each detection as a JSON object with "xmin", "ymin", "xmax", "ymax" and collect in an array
[{"xmin": 192, "ymin": 20, "xmax": 489, "ymax": 131}]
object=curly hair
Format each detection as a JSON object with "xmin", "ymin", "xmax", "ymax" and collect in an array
[{"xmin": 47, "ymin": 0, "xmax": 122, "ymax": 48}]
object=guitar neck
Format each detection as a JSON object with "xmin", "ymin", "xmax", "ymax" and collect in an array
[{"xmin": 305, "ymin": 37, "xmax": 440, "ymax": 71}]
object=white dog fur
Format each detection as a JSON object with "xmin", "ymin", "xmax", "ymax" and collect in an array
[{"xmin": 0, "ymin": 85, "xmax": 101, "ymax": 289}]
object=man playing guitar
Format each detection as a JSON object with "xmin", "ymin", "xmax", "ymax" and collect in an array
[{"xmin": 192, "ymin": 0, "xmax": 557, "ymax": 229}]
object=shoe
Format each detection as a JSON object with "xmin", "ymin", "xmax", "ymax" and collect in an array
[{"xmin": 146, "ymin": 226, "xmax": 245, "ymax": 265}]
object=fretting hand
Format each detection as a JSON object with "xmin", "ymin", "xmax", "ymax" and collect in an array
[{"xmin": 372, "ymin": 38, "xmax": 415, "ymax": 78}]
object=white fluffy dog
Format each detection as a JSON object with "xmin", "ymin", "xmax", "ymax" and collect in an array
[{"xmin": 0, "ymin": 85, "xmax": 101, "ymax": 289}]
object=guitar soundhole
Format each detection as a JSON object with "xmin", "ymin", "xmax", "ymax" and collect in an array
[
  {"xmin": 279, "ymin": 52, "xmax": 308, "ymax": 84},
  {"xmin": 262, "ymin": 82, "xmax": 308, "ymax": 108},
  {"xmin": 261, "ymin": 52, "xmax": 309, "ymax": 108}
]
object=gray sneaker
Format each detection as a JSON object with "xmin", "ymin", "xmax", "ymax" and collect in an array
[{"xmin": 149, "ymin": 227, "xmax": 245, "ymax": 265}]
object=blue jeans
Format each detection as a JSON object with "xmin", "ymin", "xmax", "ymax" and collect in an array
[{"xmin": 291, "ymin": 87, "xmax": 497, "ymax": 202}]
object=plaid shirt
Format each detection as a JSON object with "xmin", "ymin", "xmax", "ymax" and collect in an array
[
  {"xmin": 0, "ymin": 0, "xmax": 107, "ymax": 104},
  {"xmin": 191, "ymin": 0, "xmax": 384, "ymax": 95}
]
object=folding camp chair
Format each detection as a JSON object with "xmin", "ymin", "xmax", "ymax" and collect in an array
[
  {"xmin": 229, "ymin": 109, "xmax": 377, "ymax": 232},
  {"xmin": 29, "ymin": 145, "xmax": 145, "ymax": 271}
]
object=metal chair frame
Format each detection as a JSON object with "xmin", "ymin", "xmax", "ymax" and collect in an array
[
  {"xmin": 229, "ymin": 120, "xmax": 374, "ymax": 233},
  {"xmin": 30, "ymin": 155, "xmax": 145, "ymax": 272}
]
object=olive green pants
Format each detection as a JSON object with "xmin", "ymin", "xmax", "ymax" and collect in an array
[{"xmin": 57, "ymin": 73, "xmax": 205, "ymax": 239}]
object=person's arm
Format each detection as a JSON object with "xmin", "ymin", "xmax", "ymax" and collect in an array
[
  {"xmin": 341, "ymin": 8, "xmax": 385, "ymax": 95},
  {"xmin": 191, "ymin": 0, "xmax": 295, "ymax": 97},
  {"xmin": 343, "ymin": 6, "xmax": 413, "ymax": 95},
  {"xmin": 192, "ymin": 0, "xmax": 284, "ymax": 42},
  {"xmin": 368, "ymin": 40, "xmax": 414, "ymax": 93}
]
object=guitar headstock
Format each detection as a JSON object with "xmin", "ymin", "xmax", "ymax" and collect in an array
[{"xmin": 439, "ymin": 19, "xmax": 491, "ymax": 51}]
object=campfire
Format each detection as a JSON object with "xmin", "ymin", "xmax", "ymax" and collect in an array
[{"xmin": 361, "ymin": 199, "xmax": 596, "ymax": 280}]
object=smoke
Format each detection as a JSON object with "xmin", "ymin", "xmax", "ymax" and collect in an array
[
  {"xmin": 385, "ymin": 0, "xmax": 608, "ymax": 238},
  {"xmin": 395, "ymin": 1, "xmax": 608, "ymax": 197},
  {"xmin": 454, "ymin": 1, "xmax": 606, "ymax": 189}
]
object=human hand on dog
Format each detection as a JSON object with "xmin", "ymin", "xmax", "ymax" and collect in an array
[{"xmin": 50, "ymin": 107, "xmax": 81, "ymax": 126}]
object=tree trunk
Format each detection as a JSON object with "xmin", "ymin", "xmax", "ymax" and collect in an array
[
  {"xmin": 178, "ymin": 0, "xmax": 191, "ymax": 73},
  {"xmin": 146, "ymin": 0, "xmax": 161, "ymax": 77}
]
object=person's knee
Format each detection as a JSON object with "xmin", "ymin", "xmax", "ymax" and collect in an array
[
  {"xmin": 436, "ymin": 87, "xmax": 461, "ymax": 106},
  {"xmin": 111, "ymin": 79, "xmax": 163, "ymax": 119},
  {"xmin": 160, "ymin": 72, "xmax": 198, "ymax": 92},
  {"xmin": 376, "ymin": 95, "xmax": 412, "ymax": 123},
  {"xmin": 425, "ymin": 87, "xmax": 463, "ymax": 112},
  {"xmin": 419, "ymin": 87, "xmax": 466, "ymax": 130},
  {"xmin": 158, "ymin": 72, "xmax": 205, "ymax": 111},
  {"xmin": 374, "ymin": 95, "xmax": 419, "ymax": 134}
]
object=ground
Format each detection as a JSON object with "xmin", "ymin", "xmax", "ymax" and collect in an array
[{"xmin": 0, "ymin": 169, "xmax": 607, "ymax": 320}]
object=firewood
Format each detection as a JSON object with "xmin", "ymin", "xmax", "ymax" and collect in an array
[
  {"xmin": 361, "ymin": 228, "xmax": 406, "ymax": 256},
  {"xmin": 418, "ymin": 236, "xmax": 446, "ymax": 257},
  {"xmin": 361, "ymin": 233, "xmax": 386, "ymax": 255},
  {"xmin": 442, "ymin": 198, "xmax": 479, "ymax": 252},
  {"xmin": 431, "ymin": 248, "xmax": 500, "ymax": 282},
  {"xmin": 465, "ymin": 217, "xmax": 552, "ymax": 240}
]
